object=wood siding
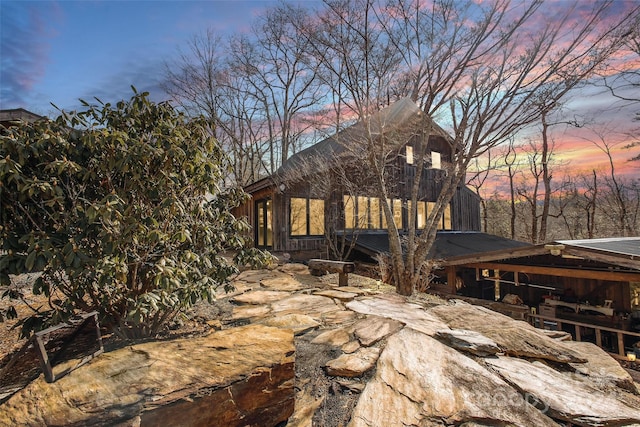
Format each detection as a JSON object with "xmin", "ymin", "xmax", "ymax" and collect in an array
[{"xmin": 237, "ymin": 134, "xmax": 481, "ymax": 258}]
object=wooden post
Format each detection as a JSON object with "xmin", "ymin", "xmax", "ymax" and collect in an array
[
  {"xmin": 339, "ymin": 272, "xmax": 348, "ymax": 287},
  {"xmin": 308, "ymin": 259, "xmax": 355, "ymax": 287},
  {"xmin": 596, "ymin": 328, "xmax": 602, "ymax": 347},
  {"xmin": 575, "ymin": 325, "xmax": 581, "ymax": 341},
  {"xmin": 617, "ymin": 332, "xmax": 625, "ymax": 357},
  {"xmin": 447, "ymin": 266, "xmax": 457, "ymax": 294}
]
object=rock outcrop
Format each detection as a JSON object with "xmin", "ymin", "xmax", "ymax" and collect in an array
[
  {"xmin": 3, "ymin": 265, "xmax": 639, "ymax": 427},
  {"xmin": 485, "ymin": 356, "xmax": 640, "ymax": 426},
  {"xmin": 350, "ymin": 328, "xmax": 559, "ymax": 427},
  {"xmin": 430, "ymin": 300, "xmax": 586, "ymax": 363},
  {"xmin": 0, "ymin": 325, "xmax": 295, "ymax": 427}
]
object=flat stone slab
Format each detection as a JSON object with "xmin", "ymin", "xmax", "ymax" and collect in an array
[
  {"xmin": 540, "ymin": 329, "xmax": 573, "ymax": 341},
  {"xmin": 230, "ymin": 304, "xmax": 271, "ymax": 321},
  {"xmin": 334, "ymin": 286, "xmax": 369, "ymax": 295},
  {"xmin": 234, "ymin": 269, "xmax": 275, "ymax": 284},
  {"xmin": 325, "ymin": 347, "xmax": 381, "ymax": 378},
  {"xmin": 313, "ymin": 289, "xmax": 359, "ymax": 301},
  {"xmin": 278, "ymin": 263, "xmax": 311, "ymax": 275},
  {"xmin": 435, "ymin": 329, "xmax": 501, "ymax": 356},
  {"xmin": 232, "ymin": 290, "xmax": 290, "ymax": 305},
  {"xmin": 350, "ymin": 328, "xmax": 558, "ymax": 427},
  {"xmin": 270, "ymin": 294, "xmax": 341, "ymax": 318},
  {"xmin": 262, "ymin": 313, "xmax": 321, "ymax": 335},
  {"xmin": 311, "ymin": 327, "xmax": 351, "ymax": 346},
  {"xmin": 565, "ymin": 341, "xmax": 636, "ymax": 391},
  {"xmin": 485, "ymin": 356, "xmax": 640, "ymax": 426},
  {"xmin": 353, "ymin": 315, "xmax": 403, "ymax": 347},
  {"xmin": 347, "ymin": 295, "xmax": 449, "ymax": 336},
  {"xmin": 215, "ymin": 281, "xmax": 252, "ymax": 298},
  {"xmin": 321, "ymin": 309, "xmax": 357, "ymax": 326},
  {"xmin": 0, "ymin": 325, "xmax": 295, "ymax": 427},
  {"xmin": 342, "ymin": 341, "xmax": 360, "ymax": 354},
  {"xmin": 261, "ymin": 274, "xmax": 306, "ymax": 292},
  {"xmin": 429, "ymin": 301, "xmax": 585, "ymax": 363}
]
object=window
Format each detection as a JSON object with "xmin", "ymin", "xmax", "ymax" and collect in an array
[
  {"xmin": 290, "ymin": 197, "xmax": 325, "ymax": 236},
  {"xmin": 357, "ymin": 196, "xmax": 369, "ymax": 228},
  {"xmin": 406, "ymin": 145, "xmax": 414, "ymax": 164},
  {"xmin": 343, "ymin": 195, "xmax": 391, "ymax": 230},
  {"xmin": 392, "ymin": 199, "xmax": 402, "ymax": 229},
  {"xmin": 290, "ymin": 198, "xmax": 306, "ymax": 236},
  {"xmin": 431, "ymin": 151, "xmax": 441, "ymax": 169},
  {"xmin": 443, "ymin": 203, "xmax": 452, "ymax": 229},
  {"xmin": 409, "ymin": 201, "xmax": 452, "ymax": 230},
  {"xmin": 344, "ymin": 195, "xmax": 356, "ymax": 229},
  {"xmin": 309, "ymin": 199, "xmax": 325, "ymax": 235},
  {"xmin": 256, "ymin": 199, "xmax": 272, "ymax": 247},
  {"xmin": 370, "ymin": 197, "xmax": 381, "ymax": 229},
  {"xmin": 417, "ymin": 201, "xmax": 427, "ymax": 229}
]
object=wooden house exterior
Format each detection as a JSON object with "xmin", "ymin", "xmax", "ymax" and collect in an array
[{"xmin": 235, "ymin": 98, "xmax": 481, "ymax": 260}]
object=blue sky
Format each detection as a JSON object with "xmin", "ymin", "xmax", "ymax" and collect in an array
[
  {"xmin": 1, "ymin": 0, "xmax": 300, "ymax": 115},
  {"xmin": 1, "ymin": 0, "xmax": 638, "ymax": 180}
]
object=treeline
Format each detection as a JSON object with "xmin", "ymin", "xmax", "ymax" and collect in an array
[{"xmin": 480, "ymin": 165, "xmax": 639, "ymax": 242}]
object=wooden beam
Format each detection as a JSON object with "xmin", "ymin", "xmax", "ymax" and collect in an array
[
  {"xmin": 308, "ymin": 259, "xmax": 355, "ymax": 273},
  {"xmin": 464, "ymin": 262, "xmax": 640, "ymax": 282}
]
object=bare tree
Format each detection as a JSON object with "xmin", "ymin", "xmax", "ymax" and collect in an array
[
  {"xmin": 296, "ymin": 0, "xmax": 637, "ymax": 294},
  {"xmin": 162, "ymin": 30, "xmax": 270, "ymax": 185},
  {"xmin": 228, "ymin": 3, "xmax": 323, "ymax": 173},
  {"xmin": 466, "ymin": 151, "xmax": 499, "ymax": 233},
  {"xmin": 163, "ymin": 29, "xmax": 226, "ymax": 120},
  {"xmin": 595, "ymin": 12, "xmax": 640, "ymax": 162},
  {"xmin": 584, "ymin": 125, "xmax": 639, "ymax": 235}
]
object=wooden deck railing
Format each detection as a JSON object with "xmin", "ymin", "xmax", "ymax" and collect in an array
[{"xmin": 529, "ymin": 313, "xmax": 640, "ymax": 359}]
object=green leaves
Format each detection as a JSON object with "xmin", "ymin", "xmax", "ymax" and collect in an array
[{"xmin": 1, "ymin": 90, "xmax": 271, "ymax": 339}]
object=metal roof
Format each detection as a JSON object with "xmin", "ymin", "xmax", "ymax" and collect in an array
[
  {"xmin": 277, "ymin": 97, "xmax": 451, "ymax": 177},
  {"xmin": 557, "ymin": 237, "xmax": 640, "ymax": 258},
  {"xmin": 346, "ymin": 233, "xmax": 640, "ymax": 271},
  {"xmin": 344, "ymin": 231, "xmax": 531, "ymax": 260}
]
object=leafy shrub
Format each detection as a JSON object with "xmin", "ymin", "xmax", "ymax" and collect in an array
[{"xmin": 0, "ymin": 90, "xmax": 272, "ymax": 339}]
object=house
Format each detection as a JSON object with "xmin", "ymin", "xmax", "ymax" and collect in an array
[
  {"xmin": 235, "ymin": 97, "xmax": 482, "ymax": 260},
  {"xmin": 0, "ymin": 108, "xmax": 44, "ymax": 129}
]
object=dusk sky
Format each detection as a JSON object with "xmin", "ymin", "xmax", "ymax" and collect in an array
[
  {"xmin": 1, "ymin": 0, "xmax": 638, "ymax": 183},
  {"xmin": 1, "ymin": 0, "xmax": 319, "ymax": 115}
]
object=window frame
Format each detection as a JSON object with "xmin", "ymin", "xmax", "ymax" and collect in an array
[{"xmin": 289, "ymin": 196, "xmax": 325, "ymax": 237}]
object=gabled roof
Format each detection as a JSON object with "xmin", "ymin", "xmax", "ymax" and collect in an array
[{"xmin": 277, "ymin": 97, "xmax": 451, "ymax": 177}]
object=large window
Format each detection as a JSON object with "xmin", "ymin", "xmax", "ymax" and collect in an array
[
  {"xmin": 290, "ymin": 197, "xmax": 325, "ymax": 236},
  {"xmin": 342, "ymin": 196, "xmax": 451, "ymax": 231},
  {"xmin": 343, "ymin": 196, "xmax": 402, "ymax": 230},
  {"xmin": 344, "ymin": 195, "xmax": 356, "ymax": 229},
  {"xmin": 410, "ymin": 201, "xmax": 451, "ymax": 230}
]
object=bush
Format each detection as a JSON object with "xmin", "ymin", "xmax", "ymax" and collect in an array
[{"xmin": 0, "ymin": 90, "xmax": 272, "ymax": 339}]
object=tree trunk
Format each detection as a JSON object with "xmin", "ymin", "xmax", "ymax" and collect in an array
[{"xmin": 539, "ymin": 111, "xmax": 552, "ymax": 243}]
